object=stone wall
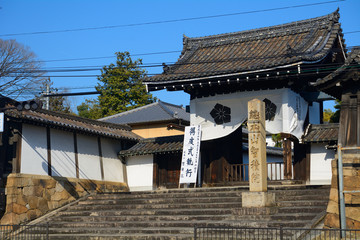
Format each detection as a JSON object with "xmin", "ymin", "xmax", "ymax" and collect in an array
[
  {"xmin": 324, "ymin": 156, "xmax": 360, "ymax": 229},
  {"xmin": 0, "ymin": 173, "xmax": 129, "ymax": 225}
]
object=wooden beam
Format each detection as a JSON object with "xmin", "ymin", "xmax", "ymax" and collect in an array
[
  {"xmin": 98, "ymin": 137, "xmax": 104, "ymax": 181},
  {"xmin": 47, "ymin": 127, "xmax": 51, "ymax": 176},
  {"xmin": 73, "ymin": 132, "xmax": 79, "ymax": 178}
]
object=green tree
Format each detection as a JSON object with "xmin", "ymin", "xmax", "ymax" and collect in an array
[
  {"xmin": 271, "ymin": 133, "xmax": 282, "ymax": 148},
  {"xmin": 77, "ymin": 99, "xmax": 101, "ymax": 119},
  {"xmin": 77, "ymin": 51, "xmax": 156, "ymax": 119},
  {"xmin": 329, "ymin": 100, "xmax": 340, "ymax": 123},
  {"xmin": 323, "ymin": 108, "xmax": 334, "ymax": 123}
]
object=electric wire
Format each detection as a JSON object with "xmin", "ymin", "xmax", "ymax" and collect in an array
[
  {"xmin": 5, "ymin": 53, "xmax": 358, "ymax": 74},
  {"xmin": 0, "ymin": 0, "xmax": 345, "ymax": 37}
]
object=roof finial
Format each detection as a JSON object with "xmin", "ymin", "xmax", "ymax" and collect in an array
[{"xmin": 162, "ymin": 63, "xmax": 170, "ymax": 74}]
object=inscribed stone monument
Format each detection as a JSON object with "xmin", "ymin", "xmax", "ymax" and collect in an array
[
  {"xmin": 242, "ymin": 99, "xmax": 275, "ymax": 207},
  {"xmin": 248, "ymin": 99, "xmax": 267, "ymax": 192}
]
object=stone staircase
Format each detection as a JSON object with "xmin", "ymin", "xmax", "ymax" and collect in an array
[{"xmin": 33, "ymin": 185, "xmax": 329, "ymax": 239}]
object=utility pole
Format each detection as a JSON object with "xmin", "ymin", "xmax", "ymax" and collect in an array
[{"xmin": 45, "ymin": 83, "xmax": 50, "ymax": 110}]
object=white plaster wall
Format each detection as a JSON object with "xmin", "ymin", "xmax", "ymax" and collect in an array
[
  {"xmin": 309, "ymin": 143, "xmax": 334, "ymax": 185},
  {"xmin": 20, "ymin": 124, "xmax": 48, "ymax": 175},
  {"xmin": 101, "ymin": 138, "xmax": 124, "ymax": 182},
  {"xmin": 309, "ymin": 102, "xmax": 320, "ymax": 124},
  {"xmin": 50, "ymin": 129, "xmax": 76, "ymax": 178},
  {"xmin": 126, "ymin": 155, "xmax": 153, "ymax": 191},
  {"xmin": 77, "ymin": 134, "xmax": 102, "ymax": 180}
]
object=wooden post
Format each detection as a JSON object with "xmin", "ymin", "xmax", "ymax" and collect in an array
[{"xmin": 283, "ymin": 139, "xmax": 292, "ymax": 180}]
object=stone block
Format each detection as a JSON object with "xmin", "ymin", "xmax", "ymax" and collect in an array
[
  {"xmin": 37, "ymin": 198, "xmax": 49, "ymax": 214},
  {"xmin": 0, "ymin": 212, "xmax": 18, "ymax": 225},
  {"xmin": 74, "ymin": 183, "xmax": 85, "ymax": 193},
  {"xmin": 349, "ymin": 193, "xmax": 360, "ymax": 204},
  {"xmin": 51, "ymin": 190, "xmax": 69, "ymax": 201},
  {"xmin": 39, "ymin": 179, "xmax": 56, "ymax": 189},
  {"xmin": 242, "ymin": 192, "xmax": 275, "ymax": 208},
  {"xmin": 55, "ymin": 182, "xmax": 65, "ymax": 192},
  {"xmin": 324, "ymin": 213, "xmax": 340, "ymax": 229},
  {"xmin": 5, "ymin": 187, "xmax": 21, "ymax": 195},
  {"xmin": 346, "ymin": 207, "xmax": 360, "ymax": 222},
  {"xmin": 27, "ymin": 196, "xmax": 39, "ymax": 210},
  {"xmin": 18, "ymin": 213, "xmax": 28, "ymax": 223},
  {"xmin": 343, "ymin": 168, "xmax": 358, "ymax": 177},
  {"xmin": 47, "ymin": 201, "xmax": 60, "ymax": 210},
  {"xmin": 331, "ymin": 174, "xmax": 338, "ymax": 187},
  {"xmin": 326, "ymin": 200, "xmax": 339, "ymax": 215},
  {"xmin": 329, "ymin": 188, "xmax": 338, "ymax": 202},
  {"xmin": 42, "ymin": 190, "xmax": 51, "ymax": 201},
  {"xmin": 344, "ymin": 176, "xmax": 360, "ymax": 189},
  {"xmin": 11, "ymin": 203, "xmax": 28, "ymax": 214},
  {"xmin": 27, "ymin": 209, "xmax": 41, "ymax": 221},
  {"xmin": 22, "ymin": 186, "xmax": 34, "ymax": 196}
]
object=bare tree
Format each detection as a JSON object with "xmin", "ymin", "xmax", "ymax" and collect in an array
[{"xmin": 0, "ymin": 39, "xmax": 46, "ymax": 99}]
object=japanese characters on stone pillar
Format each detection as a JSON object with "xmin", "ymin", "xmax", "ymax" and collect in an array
[
  {"xmin": 248, "ymin": 99, "xmax": 267, "ymax": 192},
  {"xmin": 242, "ymin": 99, "xmax": 274, "ymax": 208}
]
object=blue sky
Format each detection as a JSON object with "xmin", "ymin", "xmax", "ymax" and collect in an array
[{"xmin": 1, "ymin": 0, "xmax": 359, "ymax": 112}]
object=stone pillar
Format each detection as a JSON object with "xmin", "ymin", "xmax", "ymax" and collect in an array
[
  {"xmin": 242, "ymin": 99, "xmax": 275, "ymax": 207},
  {"xmin": 247, "ymin": 99, "xmax": 267, "ymax": 192}
]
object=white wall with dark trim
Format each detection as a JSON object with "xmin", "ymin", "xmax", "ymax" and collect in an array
[{"xmin": 19, "ymin": 123, "xmax": 126, "ymax": 183}]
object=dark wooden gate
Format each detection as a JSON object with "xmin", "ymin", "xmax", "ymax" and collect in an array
[{"xmin": 154, "ymin": 153, "xmax": 181, "ymax": 189}]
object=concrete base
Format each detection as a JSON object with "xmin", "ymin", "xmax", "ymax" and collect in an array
[{"xmin": 242, "ymin": 191, "xmax": 276, "ymax": 208}]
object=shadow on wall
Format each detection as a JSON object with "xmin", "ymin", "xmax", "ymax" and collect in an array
[{"xmin": 41, "ymin": 161, "xmax": 104, "ymax": 199}]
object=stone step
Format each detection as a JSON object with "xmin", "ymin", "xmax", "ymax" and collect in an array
[
  {"xmin": 55, "ymin": 208, "xmax": 235, "ymax": 217},
  {"xmin": 68, "ymin": 202, "xmax": 243, "ymax": 211},
  {"xmin": 48, "ymin": 220, "xmax": 223, "ymax": 229},
  {"xmin": 79, "ymin": 196, "xmax": 241, "ymax": 205},
  {"xmin": 232, "ymin": 212, "xmax": 319, "ymax": 221},
  {"xmin": 276, "ymin": 194, "xmax": 329, "ymax": 201},
  {"xmin": 51, "ymin": 214, "xmax": 231, "ymax": 222},
  {"xmin": 48, "ymin": 233, "xmax": 192, "ymax": 240},
  {"xmin": 88, "ymin": 191, "xmax": 244, "ymax": 200},
  {"xmin": 32, "ymin": 185, "xmax": 330, "ymax": 239},
  {"xmin": 46, "ymin": 226, "xmax": 194, "ymax": 235},
  {"xmin": 276, "ymin": 200, "xmax": 328, "ymax": 207}
]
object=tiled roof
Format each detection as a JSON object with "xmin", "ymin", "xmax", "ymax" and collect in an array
[
  {"xmin": 118, "ymin": 135, "xmax": 184, "ymax": 157},
  {"xmin": 99, "ymin": 101, "xmax": 190, "ymax": 125},
  {"xmin": 302, "ymin": 123, "xmax": 339, "ymax": 143},
  {"xmin": 144, "ymin": 10, "xmax": 344, "ymax": 89},
  {"xmin": 313, "ymin": 47, "xmax": 360, "ymax": 99},
  {"xmin": 5, "ymin": 109, "xmax": 140, "ymax": 141},
  {"xmin": 119, "ymin": 134, "xmax": 283, "ymax": 157}
]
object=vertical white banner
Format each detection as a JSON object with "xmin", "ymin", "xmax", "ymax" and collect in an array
[
  {"xmin": 179, "ymin": 125, "xmax": 201, "ymax": 184},
  {"xmin": 0, "ymin": 113, "xmax": 4, "ymax": 132}
]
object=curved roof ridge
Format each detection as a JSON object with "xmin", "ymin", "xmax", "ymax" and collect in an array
[
  {"xmin": 158, "ymin": 101, "xmax": 178, "ymax": 119},
  {"xmin": 158, "ymin": 100, "xmax": 184, "ymax": 119},
  {"xmin": 185, "ymin": 9, "xmax": 339, "ymax": 44}
]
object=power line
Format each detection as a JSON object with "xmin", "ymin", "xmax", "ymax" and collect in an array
[
  {"xmin": 7, "ymin": 63, "xmax": 359, "ymax": 79},
  {"xmin": 19, "ymin": 39, "xmax": 360, "ymax": 64},
  {"xmin": 7, "ymin": 51, "xmax": 357, "ymax": 74},
  {"xmin": 0, "ymin": 0, "xmax": 345, "ymax": 37},
  {"xmin": 39, "ymin": 50, "xmax": 181, "ymax": 63}
]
